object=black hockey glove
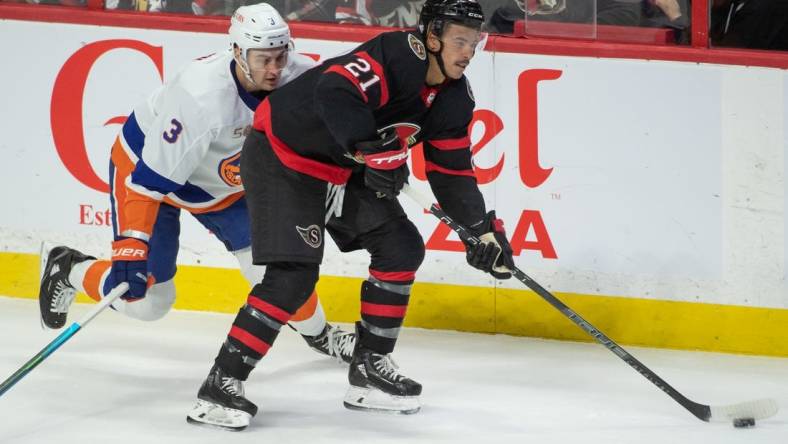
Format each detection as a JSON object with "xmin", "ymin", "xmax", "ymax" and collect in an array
[
  {"xmin": 355, "ymin": 129, "xmax": 409, "ymax": 200},
  {"xmin": 464, "ymin": 211, "xmax": 515, "ymax": 280}
]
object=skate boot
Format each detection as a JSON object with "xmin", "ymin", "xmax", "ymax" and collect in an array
[
  {"xmin": 39, "ymin": 243, "xmax": 95, "ymax": 329},
  {"xmin": 343, "ymin": 323, "xmax": 421, "ymax": 414},
  {"xmin": 301, "ymin": 323, "xmax": 356, "ymax": 363},
  {"xmin": 186, "ymin": 364, "xmax": 258, "ymax": 431}
]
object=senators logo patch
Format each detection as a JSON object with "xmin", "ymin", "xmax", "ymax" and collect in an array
[
  {"xmin": 408, "ymin": 34, "xmax": 426, "ymax": 61},
  {"xmin": 218, "ymin": 152, "xmax": 242, "ymax": 187},
  {"xmin": 296, "ymin": 224, "xmax": 322, "ymax": 249},
  {"xmin": 377, "ymin": 122, "xmax": 422, "ymax": 147}
]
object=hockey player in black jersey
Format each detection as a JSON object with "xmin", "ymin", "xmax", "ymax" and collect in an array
[{"xmin": 187, "ymin": 0, "xmax": 515, "ymax": 430}]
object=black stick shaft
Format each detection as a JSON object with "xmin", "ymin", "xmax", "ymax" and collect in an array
[{"xmin": 404, "ymin": 185, "xmax": 711, "ymax": 421}]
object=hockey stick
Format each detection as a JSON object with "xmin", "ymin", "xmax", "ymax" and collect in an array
[
  {"xmin": 0, "ymin": 283, "xmax": 129, "ymax": 398},
  {"xmin": 400, "ymin": 183, "xmax": 778, "ymax": 423}
]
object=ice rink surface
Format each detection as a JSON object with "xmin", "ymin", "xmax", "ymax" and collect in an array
[{"xmin": 0, "ymin": 296, "xmax": 786, "ymax": 444}]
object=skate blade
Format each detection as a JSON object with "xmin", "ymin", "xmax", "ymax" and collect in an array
[
  {"xmin": 186, "ymin": 399, "xmax": 252, "ymax": 431},
  {"xmin": 343, "ymin": 385, "xmax": 421, "ymax": 415}
]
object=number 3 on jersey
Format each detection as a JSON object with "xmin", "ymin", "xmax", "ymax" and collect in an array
[{"xmin": 163, "ymin": 118, "xmax": 183, "ymax": 143}]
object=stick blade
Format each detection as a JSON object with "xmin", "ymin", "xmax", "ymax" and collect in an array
[{"xmin": 709, "ymin": 398, "xmax": 779, "ymax": 422}]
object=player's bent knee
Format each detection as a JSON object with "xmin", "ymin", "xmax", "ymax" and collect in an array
[
  {"xmin": 378, "ymin": 218, "xmax": 426, "ymax": 271},
  {"xmin": 399, "ymin": 223, "xmax": 426, "ymax": 270},
  {"xmin": 253, "ymin": 262, "xmax": 319, "ymax": 314},
  {"xmin": 121, "ymin": 280, "xmax": 176, "ymax": 321}
]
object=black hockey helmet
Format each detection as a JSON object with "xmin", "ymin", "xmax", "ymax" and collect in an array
[{"xmin": 418, "ymin": 0, "xmax": 485, "ymax": 37}]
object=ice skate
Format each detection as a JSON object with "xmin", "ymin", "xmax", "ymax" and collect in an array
[
  {"xmin": 39, "ymin": 243, "xmax": 95, "ymax": 329},
  {"xmin": 302, "ymin": 323, "xmax": 356, "ymax": 363},
  {"xmin": 343, "ymin": 324, "xmax": 421, "ymax": 414},
  {"xmin": 186, "ymin": 364, "xmax": 258, "ymax": 431}
]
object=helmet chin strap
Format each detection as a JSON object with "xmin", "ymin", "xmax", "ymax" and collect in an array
[
  {"xmin": 236, "ymin": 50, "xmax": 259, "ymax": 88},
  {"xmin": 427, "ymin": 40, "xmax": 450, "ymax": 85}
]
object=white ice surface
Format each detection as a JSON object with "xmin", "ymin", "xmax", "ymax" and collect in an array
[{"xmin": 1, "ymin": 296, "xmax": 786, "ymax": 444}]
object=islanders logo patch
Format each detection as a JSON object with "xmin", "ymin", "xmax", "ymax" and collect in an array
[{"xmin": 218, "ymin": 152, "xmax": 242, "ymax": 187}]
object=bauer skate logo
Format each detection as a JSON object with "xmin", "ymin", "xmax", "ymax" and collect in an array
[
  {"xmin": 408, "ymin": 34, "xmax": 426, "ymax": 61},
  {"xmin": 296, "ymin": 224, "xmax": 322, "ymax": 248},
  {"xmin": 219, "ymin": 152, "xmax": 242, "ymax": 187}
]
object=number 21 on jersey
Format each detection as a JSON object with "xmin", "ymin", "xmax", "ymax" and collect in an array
[{"xmin": 343, "ymin": 58, "xmax": 380, "ymax": 91}]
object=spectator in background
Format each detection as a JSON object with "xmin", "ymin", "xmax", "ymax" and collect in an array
[
  {"xmin": 487, "ymin": 0, "xmax": 643, "ymax": 33},
  {"xmin": 331, "ymin": 1, "xmax": 426, "ymax": 27},
  {"xmin": 711, "ymin": 0, "xmax": 788, "ymax": 50},
  {"xmin": 335, "ymin": 0, "xmax": 375, "ymax": 24},
  {"xmin": 282, "ymin": 0, "xmax": 337, "ymax": 22},
  {"xmin": 105, "ymin": 0, "xmax": 219, "ymax": 14},
  {"xmin": 371, "ymin": 0, "xmax": 424, "ymax": 27},
  {"xmin": 640, "ymin": 0, "xmax": 689, "ymax": 43},
  {"xmin": 527, "ymin": 0, "xmax": 642, "ymax": 25},
  {"xmin": 1, "ymin": 0, "xmax": 86, "ymax": 5}
]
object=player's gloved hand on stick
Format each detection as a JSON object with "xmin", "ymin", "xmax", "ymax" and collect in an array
[
  {"xmin": 464, "ymin": 211, "xmax": 515, "ymax": 279},
  {"xmin": 355, "ymin": 129, "xmax": 409, "ymax": 199},
  {"xmin": 111, "ymin": 237, "xmax": 150, "ymax": 301}
]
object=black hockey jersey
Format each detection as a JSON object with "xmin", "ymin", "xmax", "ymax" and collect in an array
[{"xmin": 252, "ymin": 30, "xmax": 486, "ymax": 227}]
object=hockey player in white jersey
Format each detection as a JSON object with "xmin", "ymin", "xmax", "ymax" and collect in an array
[{"xmin": 38, "ymin": 3, "xmax": 355, "ymax": 363}]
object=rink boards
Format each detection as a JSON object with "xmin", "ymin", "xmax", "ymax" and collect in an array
[{"xmin": 0, "ymin": 18, "xmax": 786, "ymax": 356}]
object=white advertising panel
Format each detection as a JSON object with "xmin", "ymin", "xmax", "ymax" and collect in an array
[
  {"xmin": 784, "ymin": 72, "xmax": 788, "ymax": 296},
  {"xmin": 1, "ymin": 20, "xmax": 786, "ymax": 308}
]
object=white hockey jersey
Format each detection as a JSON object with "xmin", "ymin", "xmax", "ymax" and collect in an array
[{"xmin": 115, "ymin": 50, "xmax": 315, "ymax": 219}]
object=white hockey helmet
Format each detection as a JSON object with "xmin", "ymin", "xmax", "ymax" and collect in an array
[{"xmin": 230, "ymin": 3, "xmax": 291, "ymax": 58}]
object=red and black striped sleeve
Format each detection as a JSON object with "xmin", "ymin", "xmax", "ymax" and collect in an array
[{"xmin": 423, "ymin": 78, "xmax": 486, "ymax": 228}]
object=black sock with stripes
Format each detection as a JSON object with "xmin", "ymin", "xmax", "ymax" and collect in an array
[
  {"xmin": 216, "ymin": 289, "xmax": 295, "ymax": 380},
  {"xmin": 359, "ymin": 279, "xmax": 411, "ymax": 354}
]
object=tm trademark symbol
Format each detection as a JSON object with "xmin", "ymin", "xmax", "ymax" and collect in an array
[{"xmin": 551, "ymin": 193, "xmax": 561, "ymax": 200}]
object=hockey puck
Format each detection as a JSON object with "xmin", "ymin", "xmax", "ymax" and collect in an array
[{"xmin": 732, "ymin": 417, "xmax": 755, "ymax": 428}]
